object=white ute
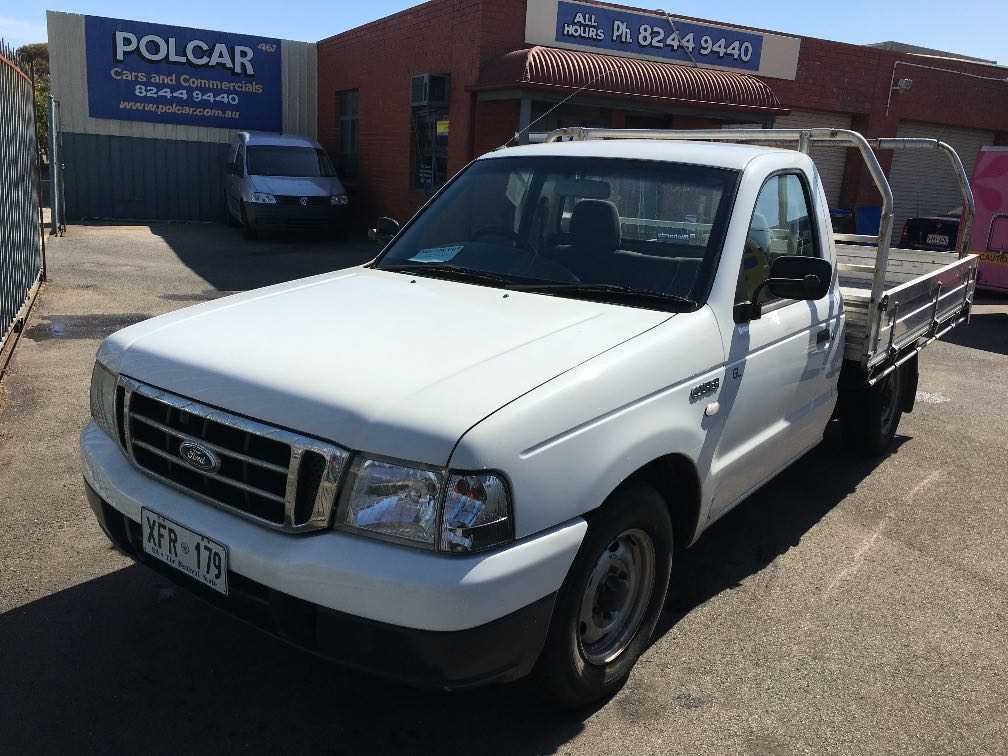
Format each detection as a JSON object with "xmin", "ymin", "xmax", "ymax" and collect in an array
[{"xmin": 82, "ymin": 128, "xmax": 978, "ymax": 707}]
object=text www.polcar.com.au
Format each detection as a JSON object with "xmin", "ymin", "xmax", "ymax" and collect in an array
[{"xmin": 118, "ymin": 100, "xmax": 239, "ymax": 119}]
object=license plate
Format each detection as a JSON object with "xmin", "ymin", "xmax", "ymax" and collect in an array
[
  {"xmin": 141, "ymin": 508, "xmax": 229, "ymax": 595},
  {"xmin": 927, "ymin": 233, "xmax": 950, "ymax": 246}
]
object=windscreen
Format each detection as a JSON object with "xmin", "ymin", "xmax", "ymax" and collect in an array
[
  {"xmin": 375, "ymin": 155, "xmax": 739, "ymax": 305},
  {"xmin": 246, "ymin": 146, "xmax": 336, "ymax": 177}
]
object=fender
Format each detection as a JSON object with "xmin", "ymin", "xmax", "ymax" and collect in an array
[{"xmin": 450, "ymin": 307, "xmax": 725, "ymax": 539}]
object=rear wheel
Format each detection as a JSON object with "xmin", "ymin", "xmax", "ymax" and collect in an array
[
  {"xmin": 533, "ymin": 482, "xmax": 673, "ymax": 709},
  {"xmin": 841, "ymin": 366, "xmax": 903, "ymax": 455}
]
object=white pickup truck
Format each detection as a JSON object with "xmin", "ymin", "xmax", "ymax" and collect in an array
[{"xmin": 82, "ymin": 128, "xmax": 977, "ymax": 708}]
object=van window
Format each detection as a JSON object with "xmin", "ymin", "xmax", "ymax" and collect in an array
[{"xmin": 246, "ymin": 146, "xmax": 336, "ymax": 178}]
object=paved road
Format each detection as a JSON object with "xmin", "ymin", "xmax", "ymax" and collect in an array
[{"xmin": 1, "ymin": 224, "xmax": 1007, "ymax": 755}]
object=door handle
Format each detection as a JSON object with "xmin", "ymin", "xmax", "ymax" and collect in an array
[{"xmin": 816, "ymin": 328, "xmax": 831, "ymax": 346}]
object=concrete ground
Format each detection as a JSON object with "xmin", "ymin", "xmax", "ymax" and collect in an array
[{"xmin": 1, "ymin": 223, "xmax": 1007, "ymax": 755}]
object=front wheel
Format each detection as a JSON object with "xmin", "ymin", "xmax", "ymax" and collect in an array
[{"xmin": 532, "ymin": 481, "xmax": 673, "ymax": 709}]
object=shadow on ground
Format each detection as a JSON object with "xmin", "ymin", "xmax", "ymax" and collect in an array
[
  {"xmin": 0, "ymin": 428, "xmax": 894, "ymax": 754},
  {"xmin": 942, "ymin": 304, "xmax": 1008, "ymax": 356},
  {"xmin": 147, "ymin": 222, "xmax": 380, "ymax": 291}
]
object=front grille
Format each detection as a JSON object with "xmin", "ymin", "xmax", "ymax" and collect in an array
[
  {"xmin": 120, "ymin": 378, "xmax": 348, "ymax": 532},
  {"xmin": 275, "ymin": 195, "xmax": 330, "ymax": 207}
]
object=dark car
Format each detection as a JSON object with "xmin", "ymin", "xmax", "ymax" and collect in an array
[{"xmin": 899, "ymin": 215, "xmax": 959, "ymax": 251}]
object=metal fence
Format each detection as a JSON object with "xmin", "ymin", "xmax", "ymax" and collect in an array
[{"xmin": 0, "ymin": 39, "xmax": 44, "ymax": 360}]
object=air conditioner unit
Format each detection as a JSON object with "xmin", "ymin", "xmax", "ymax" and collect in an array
[{"xmin": 410, "ymin": 74, "xmax": 450, "ymax": 108}]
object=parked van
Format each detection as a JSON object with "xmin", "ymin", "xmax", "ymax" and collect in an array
[{"xmin": 224, "ymin": 132, "xmax": 349, "ymax": 239}]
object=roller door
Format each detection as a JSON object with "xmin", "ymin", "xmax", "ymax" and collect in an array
[
  {"xmin": 888, "ymin": 121, "xmax": 995, "ymax": 237},
  {"xmin": 774, "ymin": 110, "xmax": 854, "ymax": 207}
]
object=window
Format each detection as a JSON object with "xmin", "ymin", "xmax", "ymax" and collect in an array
[
  {"xmin": 245, "ymin": 146, "xmax": 335, "ymax": 177},
  {"xmin": 412, "ymin": 107, "xmax": 449, "ymax": 192},
  {"xmin": 737, "ymin": 173, "xmax": 820, "ymax": 306},
  {"xmin": 375, "ymin": 155, "xmax": 739, "ymax": 306},
  {"xmin": 235, "ymin": 143, "xmax": 245, "ymax": 175},
  {"xmin": 336, "ymin": 90, "xmax": 359, "ymax": 180}
]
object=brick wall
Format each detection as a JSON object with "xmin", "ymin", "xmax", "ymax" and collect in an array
[
  {"xmin": 319, "ymin": 0, "xmax": 1008, "ymax": 220},
  {"xmin": 472, "ymin": 100, "xmax": 521, "ymax": 156}
]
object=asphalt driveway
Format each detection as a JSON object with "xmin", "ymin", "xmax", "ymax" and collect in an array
[{"xmin": 1, "ymin": 223, "xmax": 1006, "ymax": 755}]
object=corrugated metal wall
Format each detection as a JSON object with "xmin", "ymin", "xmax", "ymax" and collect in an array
[
  {"xmin": 774, "ymin": 110, "xmax": 853, "ymax": 207},
  {"xmin": 47, "ymin": 11, "xmax": 318, "ymax": 221},
  {"xmin": 889, "ymin": 121, "xmax": 995, "ymax": 234},
  {"xmin": 62, "ymin": 134, "xmax": 229, "ymax": 221}
]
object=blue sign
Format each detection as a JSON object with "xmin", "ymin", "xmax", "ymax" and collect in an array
[
  {"xmin": 554, "ymin": 1, "xmax": 763, "ymax": 72},
  {"xmin": 85, "ymin": 15, "xmax": 283, "ymax": 131}
]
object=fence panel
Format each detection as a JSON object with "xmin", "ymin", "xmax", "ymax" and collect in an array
[{"xmin": 0, "ymin": 40, "xmax": 43, "ymax": 356}]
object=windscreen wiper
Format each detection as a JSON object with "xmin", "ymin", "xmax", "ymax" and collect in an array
[
  {"xmin": 508, "ymin": 282, "xmax": 698, "ymax": 312},
  {"xmin": 382, "ymin": 264, "xmax": 515, "ymax": 288}
]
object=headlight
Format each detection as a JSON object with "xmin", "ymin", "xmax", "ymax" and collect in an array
[
  {"xmin": 441, "ymin": 472, "xmax": 513, "ymax": 554},
  {"xmin": 89, "ymin": 360, "xmax": 119, "ymax": 439},
  {"xmin": 330, "ymin": 194, "xmax": 349, "ymax": 206},
  {"xmin": 338, "ymin": 457, "xmax": 442, "ymax": 548},
  {"xmin": 337, "ymin": 458, "xmax": 514, "ymax": 554},
  {"xmin": 246, "ymin": 192, "xmax": 276, "ymax": 204}
]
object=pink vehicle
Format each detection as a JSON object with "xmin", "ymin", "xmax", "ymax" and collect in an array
[{"xmin": 971, "ymin": 146, "xmax": 1008, "ymax": 293}]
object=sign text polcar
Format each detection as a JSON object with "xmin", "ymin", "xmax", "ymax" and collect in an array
[
  {"xmin": 85, "ymin": 15, "xmax": 283, "ymax": 131},
  {"xmin": 525, "ymin": 0, "xmax": 801, "ymax": 80}
]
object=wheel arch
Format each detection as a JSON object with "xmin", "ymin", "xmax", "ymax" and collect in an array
[{"xmin": 604, "ymin": 453, "xmax": 703, "ymax": 551}]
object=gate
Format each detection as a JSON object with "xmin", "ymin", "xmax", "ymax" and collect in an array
[{"xmin": 0, "ymin": 39, "xmax": 44, "ymax": 361}]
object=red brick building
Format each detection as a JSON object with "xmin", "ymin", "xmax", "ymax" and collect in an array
[{"xmin": 317, "ymin": 0, "xmax": 1008, "ymax": 233}]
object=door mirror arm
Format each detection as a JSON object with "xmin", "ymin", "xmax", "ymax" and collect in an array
[{"xmin": 736, "ymin": 256, "xmax": 833, "ymax": 323}]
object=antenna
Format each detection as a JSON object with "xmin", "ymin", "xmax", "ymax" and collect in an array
[
  {"xmin": 501, "ymin": 69, "xmax": 606, "ymax": 149},
  {"xmin": 500, "ymin": 7, "xmax": 701, "ymax": 149},
  {"xmin": 657, "ymin": 9, "xmax": 700, "ymax": 68}
]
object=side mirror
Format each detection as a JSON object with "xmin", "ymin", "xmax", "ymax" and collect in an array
[
  {"xmin": 368, "ymin": 216, "xmax": 400, "ymax": 242},
  {"xmin": 739, "ymin": 255, "xmax": 832, "ymax": 321}
]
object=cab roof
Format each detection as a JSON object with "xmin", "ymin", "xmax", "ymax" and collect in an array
[{"xmin": 482, "ymin": 139, "xmax": 790, "ymax": 171}]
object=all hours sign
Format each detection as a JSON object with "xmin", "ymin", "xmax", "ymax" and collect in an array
[
  {"xmin": 84, "ymin": 15, "xmax": 283, "ymax": 131},
  {"xmin": 525, "ymin": 0, "xmax": 801, "ymax": 80}
]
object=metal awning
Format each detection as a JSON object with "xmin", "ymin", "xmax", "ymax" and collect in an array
[{"xmin": 475, "ymin": 46, "xmax": 788, "ymax": 116}]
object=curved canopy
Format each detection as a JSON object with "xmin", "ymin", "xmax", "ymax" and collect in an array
[{"xmin": 476, "ymin": 46, "xmax": 788, "ymax": 116}]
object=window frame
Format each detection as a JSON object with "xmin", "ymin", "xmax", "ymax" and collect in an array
[
  {"xmin": 734, "ymin": 168, "xmax": 824, "ymax": 320},
  {"xmin": 335, "ymin": 89, "xmax": 359, "ymax": 181}
]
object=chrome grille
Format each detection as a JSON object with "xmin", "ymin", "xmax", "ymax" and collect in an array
[{"xmin": 120, "ymin": 377, "xmax": 348, "ymax": 532}]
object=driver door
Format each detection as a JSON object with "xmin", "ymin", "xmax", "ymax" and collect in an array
[{"xmin": 708, "ymin": 171, "xmax": 838, "ymax": 517}]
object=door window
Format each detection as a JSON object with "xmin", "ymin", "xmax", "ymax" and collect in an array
[{"xmin": 737, "ymin": 173, "xmax": 820, "ymax": 307}]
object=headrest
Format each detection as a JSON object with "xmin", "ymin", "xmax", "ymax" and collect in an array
[
  {"xmin": 570, "ymin": 199, "xmax": 621, "ymax": 252},
  {"xmin": 748, "ymin": 211, "xmax": 771, "ymax": 253}
]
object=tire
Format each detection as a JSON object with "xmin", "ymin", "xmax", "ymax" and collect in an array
[
  {"xmin": 532, "ymin": 481, "xmax": 673, "ymax": 709},
  {"xmin": 841, "ymin": 366, "xmax": 903, "ymax": 456},
  {"xmin": 240, "ymin": 202, "xmax": 258, "ymax": 240}
]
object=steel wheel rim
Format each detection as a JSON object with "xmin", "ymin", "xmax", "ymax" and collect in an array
[{"xmin": 577, "ymin": 528, "xmax": 656, "ymax": 665}]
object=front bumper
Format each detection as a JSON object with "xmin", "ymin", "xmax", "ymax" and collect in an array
[
  {"xmin": 245, "ymin": 202, "xmax": 346, "ymax": 231},
  {"xmin": 81, "ymin": 423, "xmax": 586, "ymax": 686}
]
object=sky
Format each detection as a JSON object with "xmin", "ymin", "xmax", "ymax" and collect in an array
[{"xmin": 1, "ymin": 0, "xmax": 1005, "ymax": 63}]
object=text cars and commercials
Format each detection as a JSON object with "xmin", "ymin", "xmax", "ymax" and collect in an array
[{"xmin": 85, "ymin": 15, "xmax": 283, "ymax": 131}]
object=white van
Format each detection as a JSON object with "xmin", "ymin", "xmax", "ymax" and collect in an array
[{"xmin": 224, "ymin": 131, "xmax": 349, "ymax": 238}]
